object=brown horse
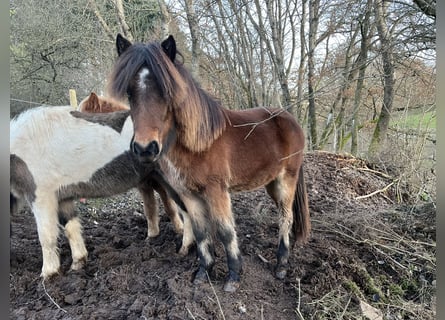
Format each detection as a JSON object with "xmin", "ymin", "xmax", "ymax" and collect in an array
[{"xmin": 109, "ymin": 34, "xmax": 310, "ymax": 292}]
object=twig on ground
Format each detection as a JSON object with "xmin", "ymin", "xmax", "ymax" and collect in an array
[
  {"xmin": 206, "ymin": 272, "xmax": 226, "ymax": 320},
  {"xmin": 41, "ymin": 279, "xmax": 67, "ymax": 314},
  {"xmin": 295, "ymin": 277, "xmax": 305, "ymax": 320},
  {"xmin": 186, "ymin": 307, "xmax": 197, "ymax": 320},
  {"xmin": 354, "ymin": 167, "xmax": 393, "ymax": 179},
  {"xmin": 257, "ymin": 254, "xmax": 269, "ymax": 263}
]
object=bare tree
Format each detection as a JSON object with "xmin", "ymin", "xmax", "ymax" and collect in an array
[
  {"xmin": 413, "ymin": 0, "xmax": 436, "ymax": 18},
  {"xmin": 368, "ymin": 0, "xmax": 395, "ymax": 157},
  {"xmin": 306, "ymin": 0, "xmax": 319, "ymax": 150},
  {"xmin": 157, "ymin": 0, "xmax": 171, "ymax": 39},
  {"xmin": 115, "ymin": 0, "xmax": 134, "ymax": 41},
  {"xmin": 183, "ymin": 0, "xmax": 200, "ymax": 79},
  {"xmin": 350, "ymin": 0, "xmax": 373, "ymax": 155}
]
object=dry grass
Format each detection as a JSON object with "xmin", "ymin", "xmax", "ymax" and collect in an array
[{"xmin": 308, "ymin": 203, "xmax": 436, "ymax": 320}]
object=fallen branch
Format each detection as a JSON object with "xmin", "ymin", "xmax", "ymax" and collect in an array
[{"xmin": 355, "ymin": 181, "xmax": 395, "ymax": 200}]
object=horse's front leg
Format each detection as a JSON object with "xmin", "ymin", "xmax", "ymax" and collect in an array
[
  {"xmin": 191, "ymin": 188, "xmax": 242, "ymax": 292},
  {"xmin": 137, "ymin": 184, "xmax": 159, "ymax": 238},
  {"xmin": 212, "ymin": 190, "xmax": 242, "ymax": 292},
  {"xmin": 180, "ymin": 193, "xmax": 215, "ymax": 283},
  {"xmin": 32, "ymin": 192, "xmax": 61, "ymax": 279}
]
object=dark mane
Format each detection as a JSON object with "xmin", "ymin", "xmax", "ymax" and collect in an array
[
  {"xmin": 109, "ymin": 40, "xmax": 226, "ymax": 152},
  {"xmin": 172, "ymin": 62, "xmax": 226, "ymax": 151},
  {"xmin": 108, "ymin": 42, "xmax": 187, "ymax": 108}
]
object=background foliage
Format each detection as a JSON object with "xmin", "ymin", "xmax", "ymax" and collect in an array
[{"xmin": 10, "ymin": 0, "xmax": 436, "ymax": 199}]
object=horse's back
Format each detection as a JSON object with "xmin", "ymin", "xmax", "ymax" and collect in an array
[
  {"xmin": 225, "ymin": 107, "xmax": 304, "ymax": 155},
  {"xmin": 220, "ymin": 107, "xmax": 305, "ymax": 191},
  {"xmin": 226, "ymin": 107, "xmax": 303, "ymax": 137},
  {"xmin": 10, "ymin": 106, "xmax": 133, "ymax": 188}
]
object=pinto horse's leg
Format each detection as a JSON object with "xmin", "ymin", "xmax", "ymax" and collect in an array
[
  {"xmin": 177, "ymin": 213, "xmax": 194, "ymax": 256},
  {"xmin": 265, "ymin": 170, "xmax": 298, "ymax": 280},
  {"xmin": 59, "ymin": 200, "xmax": 88, "ymax": 271},
  {"xmin": 137, "ymin": 184, "xmax": 160, "ymax": 238},
  {"xmin": 155, "ymin": 185, "xmax": 184, "ymax": 234},
  {"xmin": 32, "ymin": 192, "xmax": 61, "ymax": 279}
]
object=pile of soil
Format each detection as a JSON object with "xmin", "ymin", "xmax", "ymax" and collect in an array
[{"xmin": 10, "ymin": 151, "xmax": 436, "ymax": 319}]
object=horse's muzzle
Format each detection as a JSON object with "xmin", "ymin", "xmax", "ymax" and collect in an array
[{"xmin": 131, "ymin": 140, "xmax": 160, "ymax": 163}]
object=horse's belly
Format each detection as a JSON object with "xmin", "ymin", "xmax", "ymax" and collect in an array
[{"xmin": 228, "ymin": 165, "xmax": 282, "ymax": 193}]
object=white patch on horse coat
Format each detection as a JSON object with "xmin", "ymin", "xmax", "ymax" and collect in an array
[
  {"xmin": 10, "ymin": 106, "xmax": 134, "ymax": 190},
  {"xmin": 138, "ymin": 68, "xmax": 150, "ymax": 90}
]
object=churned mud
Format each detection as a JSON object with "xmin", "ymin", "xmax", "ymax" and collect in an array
[{"xmin": 10, "ymin": 151, "xmax": 436, "ymax": 319}]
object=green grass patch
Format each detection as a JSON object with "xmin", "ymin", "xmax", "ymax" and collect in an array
[{"xmin": 391, "ymin": 110, "xmax": 436, "ymax": 131}]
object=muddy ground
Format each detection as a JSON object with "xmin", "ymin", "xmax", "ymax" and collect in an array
[{"xmin": 10, "ymin": 151, "xmax": 436, "ymax": 319}]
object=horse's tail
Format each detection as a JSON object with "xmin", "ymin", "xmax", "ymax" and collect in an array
[{"xmin": 292, "ymin": 164, "xmax": 311, "ymax": 245}]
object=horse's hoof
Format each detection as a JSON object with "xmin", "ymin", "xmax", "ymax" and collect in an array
[
  {"xmin": 173, "ymin": 221, "xmax": 184, "ymax": 235},
  {"xmin": 147, "ymin": 228, "xmax": 160, "ymax": 238},
  {"xmin": 275, "ymin": 268, "xmax": 287, "ymax": 280},
  {"xmin": 70, "ymin": 257, "xmax": 87, "ymax": 271},
  {"xmin": 223, "ymin": 280, "xmax": 240, "ymax": 293},
  {"xmin": 193, "ymin": 268, "xmax": 208, "ymax": 285},
  {"xmin": 178, "ymin": 246, "xmax": 189, "ymax": 256},
  {"xmin": 40, "ymin": 269, "xmax": 60, "ymax": 280}
]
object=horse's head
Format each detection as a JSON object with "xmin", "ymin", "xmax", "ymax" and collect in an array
[
  {"xmin": 109, "ymin": 34, "xmax": 188, "ymax": 163},
  {"xmin": 109, "ymin": 34, "xmax": 226, "ymax": 163},
  {"xmin": 78, "ymin": 92, "xmax": 129, "ymax": 113}
]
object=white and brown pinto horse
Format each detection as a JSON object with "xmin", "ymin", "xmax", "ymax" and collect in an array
[
  {"xmin": 109, "ymin": 34, "xmax": 311, "ymax": 292},
  {"xmin": 10, "ymin": 97, "xmax": 185, "ymax": 279}
]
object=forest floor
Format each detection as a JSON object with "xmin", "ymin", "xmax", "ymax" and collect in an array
[{"xmin": 10, "ymin": 151, "xmax": 436, "ymax": 319}]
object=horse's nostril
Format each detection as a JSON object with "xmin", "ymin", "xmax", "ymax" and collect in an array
[
  {"xmin": 131, "ymin": 141, "xmax": 143, "ymax": 156},
  {"xmin": 147, "ymin": 141, "xmax": 160, "ymax": 156},
  {"xmin": 131, "ymin": 140, "xmax": 160, "ymax": 159}
]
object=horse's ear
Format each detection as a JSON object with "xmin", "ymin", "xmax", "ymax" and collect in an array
[
  {"xmin": 89, "ymin": 92, "xmax": 100, "ymax": 111},
  {"xmin": 116, "ymin": 33, "xmax": 132, "ymax": 56},
  {"xmin": 161, "ymin": 35, "xmax": 176, "ymax": 61}
]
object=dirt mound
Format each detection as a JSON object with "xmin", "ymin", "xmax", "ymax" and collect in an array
[{"xmin": 10, "ymin": 151, "xmax": 436, "ymax": 319}]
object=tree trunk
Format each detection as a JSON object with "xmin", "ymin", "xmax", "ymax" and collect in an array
[
  {"xmin": 296, "ymin": 0, "xmax": 307, "ymax": 122},
  {"xmin": 368, "ymin": 0, "xmax": 394, "ymax": 158},
  {"xmin": 307, "ymin": 0, "xmax": 320, "ymax": 150},
  {"xmin": 184, "ymin": 0, "xmax": 200, "ymax": 79},
  {"xmin": 351, "ymin": 0, "xmax": 372, "ymax": 155},
  {"xmin": 157, "ymin": 0, "xmax": 170, "ymax": 39},
  {"xmin": 88, "ymin": 0, "xmax": 114, "ymax": 41},
  {"xmin": 114, "ymin": 0, "xmax": 133, "ymax": 41}
]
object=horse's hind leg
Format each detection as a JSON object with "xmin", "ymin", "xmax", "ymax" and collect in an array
[
  {"xmin": 59, "ymin": 200, "xmax": 88, "ymax": 271},
  {"xmin": 137, "ymin": 184, "xmax": 160, "ymax": 238},
  {"xmin": 265, "ymin": 171, "xmax": 297, "ymax": 280},
  {"xmin": 32, "ymin": 192, "xmax": 61, "ymax": 279}
]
